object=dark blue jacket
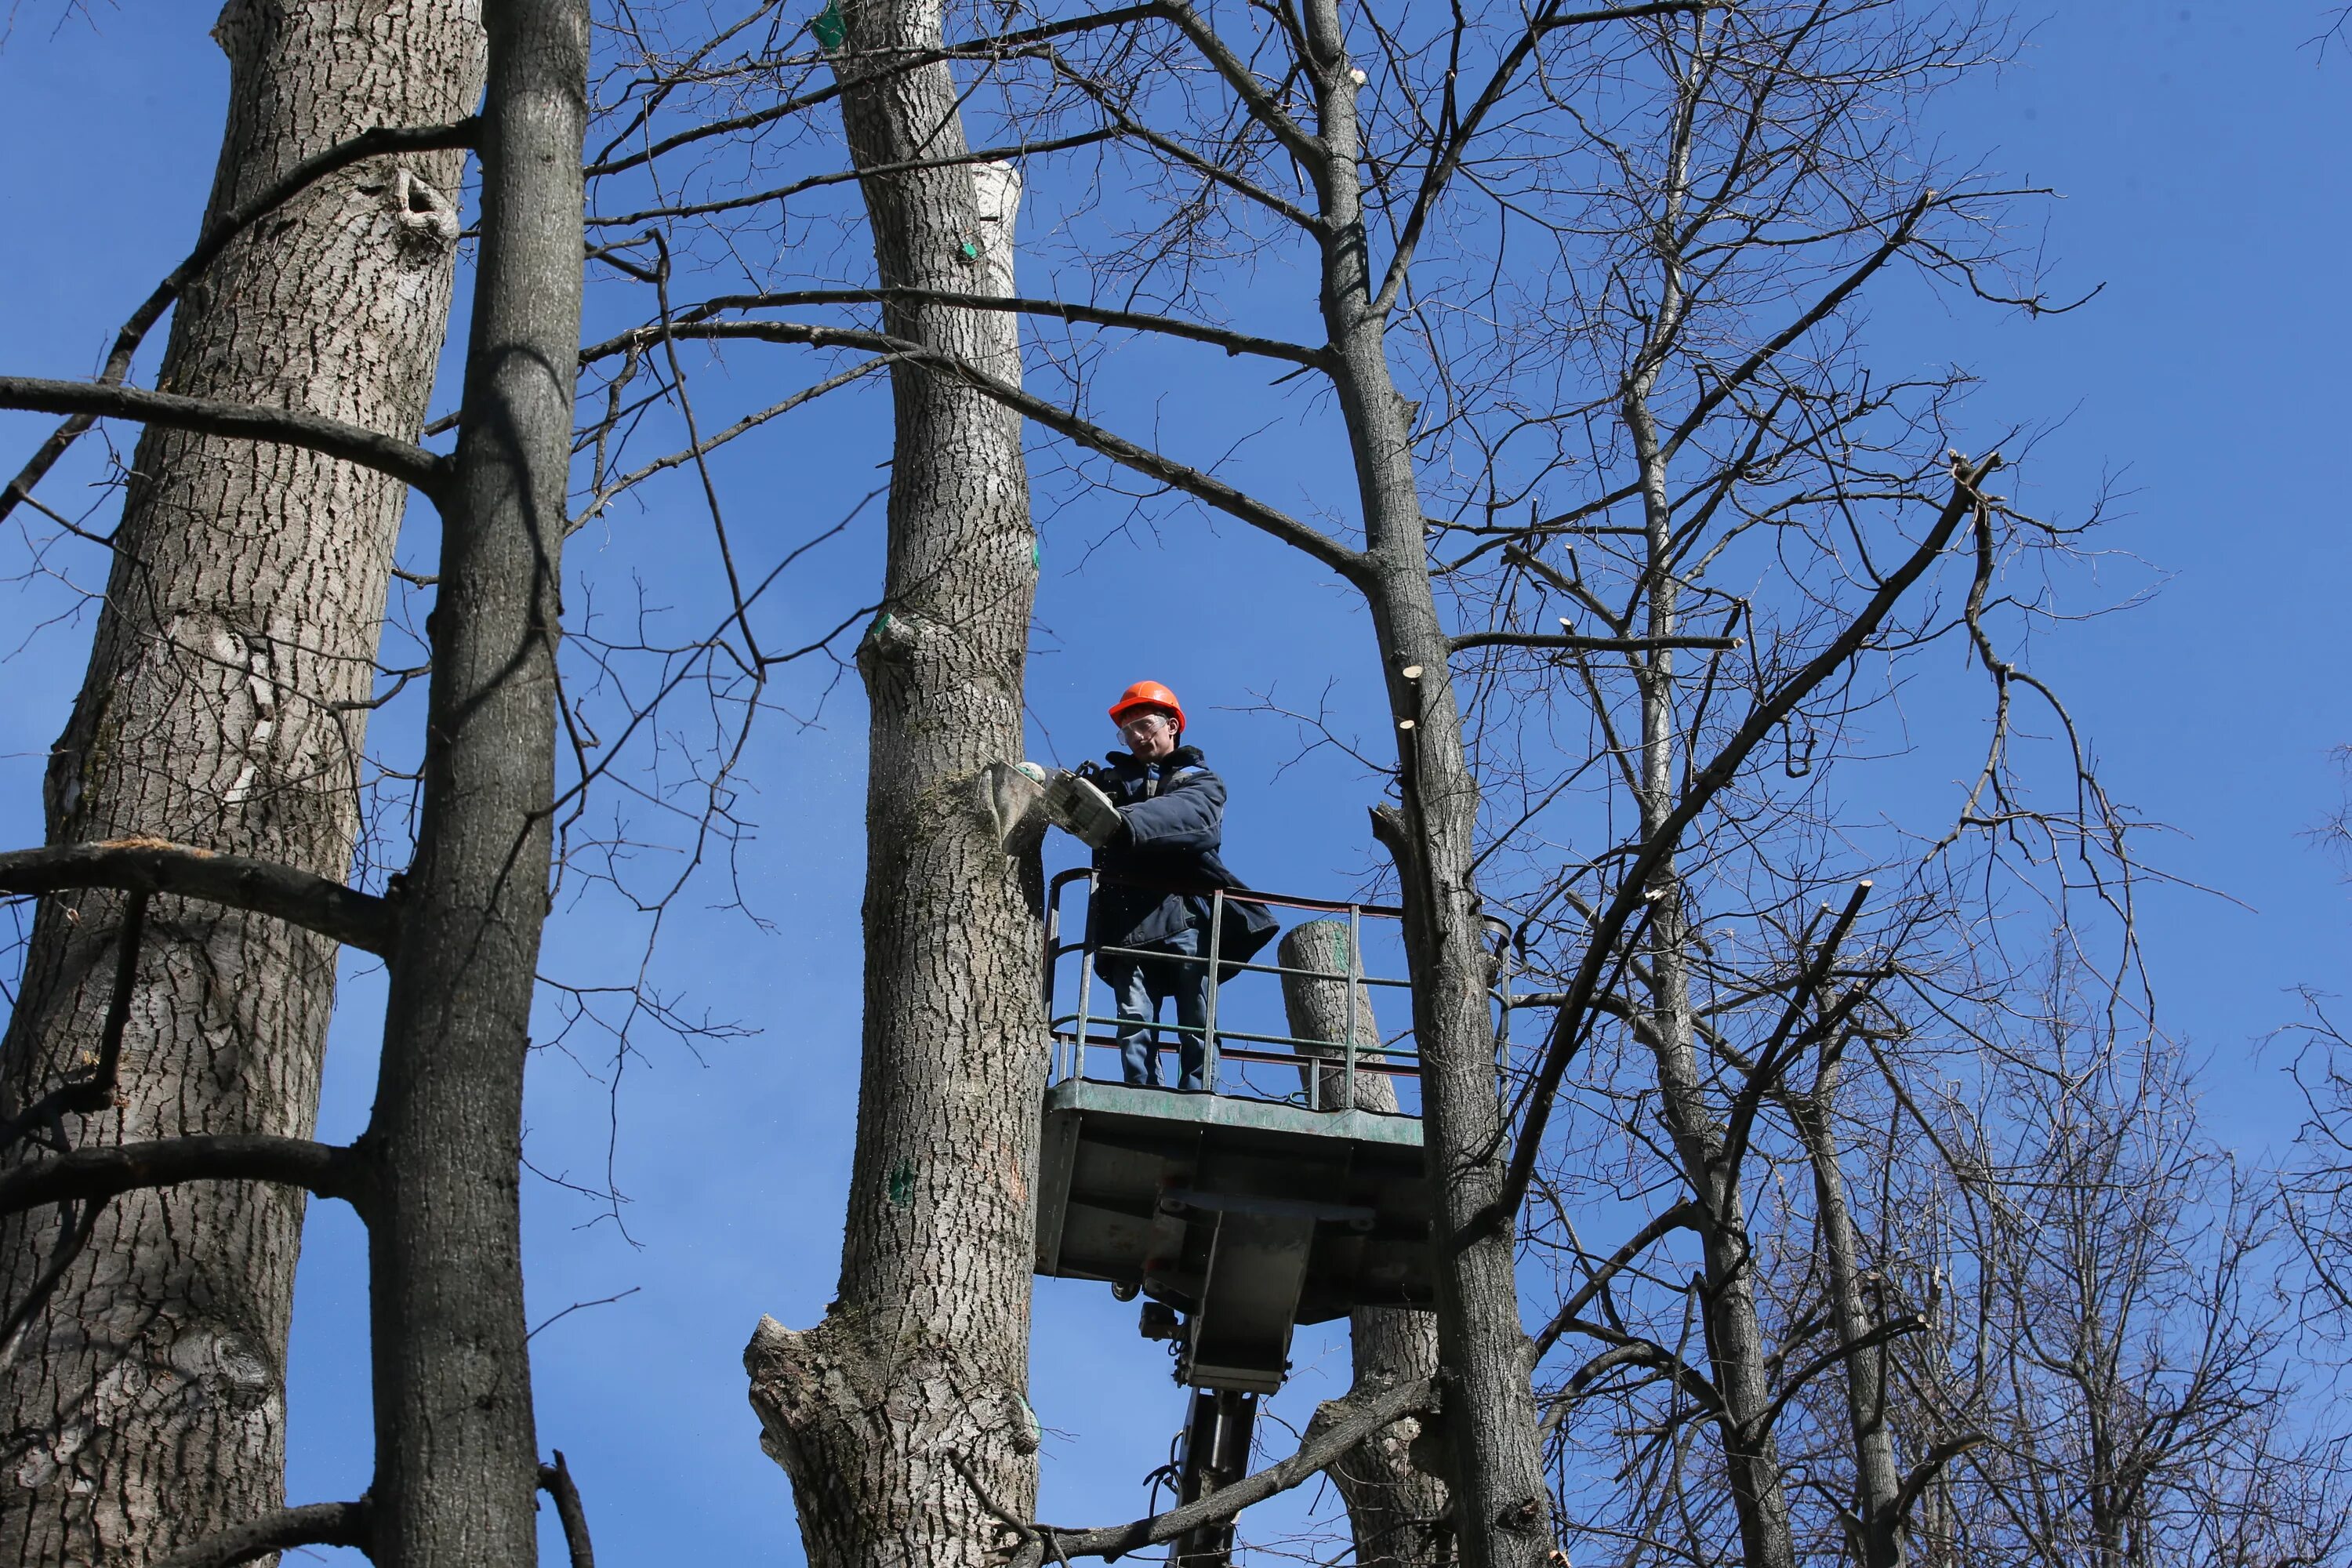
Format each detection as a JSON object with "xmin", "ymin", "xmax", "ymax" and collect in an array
[{"xmin": 1083, "ymin": 746, "xmax": 1279, "ymax": 965}]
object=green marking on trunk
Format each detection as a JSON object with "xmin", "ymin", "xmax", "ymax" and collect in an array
[
  {"xmin": 887, "ymin": 1160, "xmax": 916, "ymax": 1207},
  {"xmin": 1013, "ymin": 1390, "xmax": 1042, "ymax": 1452},
  {"xmin": 811, "ymin": 0, "xmax": 845, "ymax": 53}
]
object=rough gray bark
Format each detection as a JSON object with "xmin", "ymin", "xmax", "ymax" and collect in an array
[
  {"xmin": 1291, "ymin": 6, "xmax": 1552, "ymax": 1566},
  {"xmin": 1624, "ymin": 355, "xmax": 1798, "ymax": 1568},
  {"xmin": 743, "ymin": 9, "xmax": 1044, "ymax": 1564},
  {"xmin": 0, "ymin": 6, "xmax": 482, "ymax": 1563},
  {"xmin": 1787, "ymin": 1048, "xmax": 1905, "ymax": 1568},
  {"xmin": 1282, "ymin": 922, "xmax": 1454, "ymax": 1568},
  {"xmin": 361, "ymin": 0, "xmax": 585, "ymax": 1562}
]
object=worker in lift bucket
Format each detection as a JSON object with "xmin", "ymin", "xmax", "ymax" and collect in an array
[{"xmin": 1040, "ymin": 681, "xmax": 1277, "ymax": 1091}]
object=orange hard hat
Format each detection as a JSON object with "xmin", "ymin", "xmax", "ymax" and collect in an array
[{"xmin": 1109, "ymin": 680, "xmax": 1185, "ymax": 732}]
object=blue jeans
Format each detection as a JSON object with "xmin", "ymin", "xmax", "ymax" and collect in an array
[{"xmin": 1098, "ymin": 926, "xmax": 1209, "ymax": 1090}]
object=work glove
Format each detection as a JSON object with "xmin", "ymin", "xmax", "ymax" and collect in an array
[{"xmin": 1041, "ymin": 769, "xmax": 1124, "ymax": 848}]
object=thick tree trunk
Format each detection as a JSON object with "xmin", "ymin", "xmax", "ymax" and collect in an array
[
  {"xmin": 0, "ymin": 7, "xmax": 481, "ymax": 1563},
  {"xmin": 744, "ymin": 10, "xmax": 1044, "ymax": 1566},
  {"xmin": 1283, "ymin": 923, "xmax": 1454, "ymax": 1568},
  {"xmin": 1294, "ymin": 10, "xmax": 1551, "ymax": 1568},
  {"xmin": 362, "ymin": 1, "xmax": 583, "ymax": 1562}
]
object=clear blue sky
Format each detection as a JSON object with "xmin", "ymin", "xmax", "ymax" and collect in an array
[{"xmin": 2, "ymin": 4, "xmax": 2347, "ymax": 1563}]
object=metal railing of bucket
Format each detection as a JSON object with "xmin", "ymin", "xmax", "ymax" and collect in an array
[{"xmin": 1043, "ymin": 868, "xmax": 1421, "ymax": 1110}]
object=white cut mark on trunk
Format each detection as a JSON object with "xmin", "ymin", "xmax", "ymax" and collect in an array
[
  {"xmin": 966, "ymin": 162, "xmax": 1022, "ymax": 387},
  {"xmin": 968, "ymin": 162, "xmax": 1020, "ymax": 271},
  {"xmin": 223, "ymin": 631, "xmax": 279, "ymax": 806}
]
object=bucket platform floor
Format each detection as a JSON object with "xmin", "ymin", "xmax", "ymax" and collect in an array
[{"xmin": 1035, "ymin": 1077, "xmax": 1432, "ymax": 1392}]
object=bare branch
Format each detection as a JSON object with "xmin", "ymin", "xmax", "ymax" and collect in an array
[
  {"xmin": 662, "ymin": 287, "xmax": 1330, "ymax": 368},
  {"xmin": 1492, "ymin": 453, "xmax": 2002, "ymax": 1227},
  {"xmin": 147, "ymin": 1500, "xmax": 371, "ymax": 1568},
  {"xmin": 0, "ymin": 839, "xmax": 397, "ymax": 956},
  {"xmin": 584, "ymin": 320, "xmax": 1370, "ymax": 583},
  {"xmin": 1543, "ymin": 0, "xmax": 1728, "ymax": 17},
  {"xmin": 951, "ymin": 1450, "xmax": 1040, "ymax": 1549},
  {"xmin": 1007, "ymin": 1376, "xmax": 1437, "ymax": 1568},
  {"xmin": 0, "ymin": 118, "xmax": 477, "ymax": 525},
  {"xmin": 1661, "ymin": 187, "xmax": 1939, "ymax": 462},
  {"xmin": 581, "ymin": 5, "xmax": 1167, "ymax": 177},
  {"xmin": 0, "ymin": 377, "xmax": 448, "ymax": 499},
  {"xmin": 1152, "ymin": 0, "xmax": 1323, "ymax": 167},
  {"xmin": 0, "ymin": 1136, "xmax": 366, "ymax": 1218},
  {"xmin": 1371, "ymin": 1, "xmax": 1730, "ymax": 317},
  {"xmin": 1744, "ymin": 1312, "xmax": 1926, "ymax": 1443},
  {"xmin": 587, "ymin": 129, "xmax": 1116, "ymax": 227},
  {"xmin": 1525, "ymin": 1200, "xmax": 1697, "ymax": 1363},
  {"xmin": 528, "ymin": 1285, "xmax": 642, "ymax": 1341},
  {"xmin": 1719, "ymin": 880, "xmax": 1875, "ymax": 1189},
  {"xmin": 1449, "ymin": 630, "xmax": 1737, "ymax": 655},
  {"xmin": 1893, "ymin": 1433, "xmax": 1990, "ymax": 1528}
]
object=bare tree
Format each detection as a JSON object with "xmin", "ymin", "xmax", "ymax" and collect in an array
[
  {"xmin": 0, "ymin": 0, "xmax": 591, "ymax": 1562},
  {"xmin": 562, "ymin": 5, "xmax": 2082, "ymax": 1566},
  {"xmin": 2286, "ymin": 994, "xmax": 2352, "ymax": 1317},
  {"xmin": 1474, "ymin": 10, "xmax": 2030, "ymax": 1558},
  {"xmin": 0, "ymin": 5, "xmax": 482, "ymax": 1563},
  {"xmin": 165, "ymin": 8, "xmax": 2325, "ymax": 1568},
  {"xmin": 1906, "ymin": 980, "xmax": 2352, "ymax": 1568}
]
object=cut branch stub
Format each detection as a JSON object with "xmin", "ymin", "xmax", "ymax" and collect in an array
[
  {"xmin": 539, "ymin": 1451, "xmax": 597, "ymax": 1568},
  {"xmin": 745, "ymin": 1314, "xmax": 1044, "ymax": 1566}
]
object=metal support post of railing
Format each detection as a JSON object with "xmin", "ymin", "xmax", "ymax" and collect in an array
[
  {"xmin": 1202, "ymin": 888, "xmax": 1226, "ymax": 1093},
  {"xmin": 1305, "ymin": 1006, "xmax": 1319, "ymax": 1112},
  {"xmin": 1343, "ymin": 904, "xmax": 1361, "ymax": 1111},
  {"xmin": 1074, "ymin": 871, "xmax": 1098, "ymax": 1083},
  {"xmin": 1044, "ymin": 896, "xmax": 1064, "ymax": 1081}
]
